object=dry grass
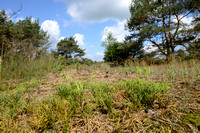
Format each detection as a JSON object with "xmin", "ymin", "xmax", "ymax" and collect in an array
[{"xmin": 0, "ymin": 60, "xmax": 200, "ymax": 132}]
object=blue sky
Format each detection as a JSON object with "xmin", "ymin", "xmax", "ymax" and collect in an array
[
  {"xmin": 1, "ymin": 0, "xmax": 195, "ymax": 61},
  {"xmin": 1, "ymin": 0, "xmax": 132, "ymax": 61}
]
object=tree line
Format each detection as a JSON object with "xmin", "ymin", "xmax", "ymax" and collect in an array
[
  {"xmin": 0, "ymin": 10, "xmax": 50, "ymax": 60},
  {"xmin": 0, "ymin": 0, "xmax": 200, "ymax": 68},
  {"xmin": 0, "ymin": 10, "xmax": 86, "ymax": 62},
  {"xmin": 0, "ymin": 9, "xmax": 88, "ymax": 80}
]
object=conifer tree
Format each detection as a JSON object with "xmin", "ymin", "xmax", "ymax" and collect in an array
[
  {"xmin": 127, "ymin": 0, "xmax": 200, "ymax": 61},
  {"xmin": 57, "ymin": 37, "xmax": 85, "ymax": 59}
]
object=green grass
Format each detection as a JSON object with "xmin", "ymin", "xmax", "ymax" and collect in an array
[
  {"xmin": 118, "ymin": 79, "xmax": 169, "ymax": 108},
  {"xmin": 92, "ymin": 59, "xmax": 200, "ymax": 84},
  {"xmin": 0, "ymin": 59, "xmax": 200, "ymax": 132},
  {"xmin": 0, "ymin": 79, "xmax": 170, "ymax": 132},
  {"xmin": 0, "ymin": 56, "xmax": 66, "ymax": 82},
  {"xmin": 56, "ymin": 82, "xmax": 85, "ymax": 110},
  {"xmin": 90, "ymin": 82, "xmax": 113, "ymax": 113}
]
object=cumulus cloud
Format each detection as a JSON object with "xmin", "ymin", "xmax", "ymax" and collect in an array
[
  {"xmin": 15, "ymin": 17, "xmax": 36, "ymax": 23},
  {"xmin": 59, "ymin": 36, "xmax": 65, "ymax": 41},
  {"xmin": 56, "ymin": 0, "xmax": 131, "ymax": 23},
  {"xmin": 85, "ymin": 51, "xmax": 104, "ymax": 61},
  {"xmin": 94, "ymin": 51, "xmax": 105, "ymax": 61},
  {"xmin": 173, "ymin": 15, "xmax": 195, "ymax": 29},
  {"xmin": 41, "ymin": 20, "xmax": 60, "ymax": 48},
  {"xmin": 30, "ymin": 17, "xmax": 37, "ymax": 23},
  {"xmin": 143, "ymin": 43, "xmax": 158, "ymax": 53},
  {"xmin": 181, "ymin": 16, "xmax": 194, "ymax": 25},
  {"xmin": 15, "ymin": 17, "xmax": 24, "ymax": 22},
  {"xmin": 74, "ymin": 33, "xmax": 85, "ymax": 48},
  {"xmin": 101, "ymin": 20, "xmax": 130, "ymax": 42},
  {"xmin": 96, "ymin": 51, "xmax": 104, "ymax": 57}
]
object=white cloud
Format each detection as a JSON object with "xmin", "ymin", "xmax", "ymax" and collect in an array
[
  {"xmin": 101, "ymin": 20, "xmax": 130, "ymax": 42},
  {"xmin": 96, "ymin": 51, "xmax": 104, "ymax": 57},
  {"xmin": 94, "ymin": 51, "xmax": 105, "ymax": 61},
  {"xmin": 15, "ymin": 17, "xmax": 36, "ymax": 23},
  {"xmin": 181, "ymin": 16, "xmax": 194, "ymax": 25},
  {"xmin": 85, "ymin": 51, "xmax": 104, "ymax": 61},
  {"xmin": 30, "ymin": 17, "xmax": 37, "ymax": 23},
  {"xmin": 41, "ymin": 20, "xmax": 60, "ymax": 48},
  {"xmin": 59, "ymin": 36, "xmax": 65, "ymax": 41},
  {"xmin": 74, "ymin": 33, "xmax": 85, "ymax": 48},
  {"xmin": 56, "ymin": 0, "xmax": 131, "ymax": 23},
  {"xmin": 143, "ymin": 43, "xmax": 158, "ymax": 53},
  {"xmin": 181, "ymin": 16, "xmax": 195, "ymax": 29},
  {"xmin": 15, "ymin": 17, "xmax": 24, "ymax": 22},
  {"xmin": 173, "ymin": 15, "xmax": 195, "ymax": 29}
]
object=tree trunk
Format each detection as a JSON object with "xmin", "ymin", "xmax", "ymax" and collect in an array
[{"xmin": 166, "ymin": 52, "xmax": 175, "ymax": 62}]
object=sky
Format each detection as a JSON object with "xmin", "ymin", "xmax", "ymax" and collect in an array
[
  {"xmin": 0, "ymin": 0, "xmax": 132, "ymax": 61},
  {"xmin": 1, "ymin": 0, "xmax": 195, "ymax": 61}
]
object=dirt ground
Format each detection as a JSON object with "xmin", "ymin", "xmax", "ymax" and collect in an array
[
  {"xmin": 36, "ymin": 69, "xmax": 138, "ymax": 97},
  {"xmin": 35, "ymin": 68, "xmax": 200, "ymax": 113}
]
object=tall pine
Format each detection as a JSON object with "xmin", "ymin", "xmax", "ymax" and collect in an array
[{"xmin": 127, "ymin": 0, "xmax": 200, "ymax": 61}]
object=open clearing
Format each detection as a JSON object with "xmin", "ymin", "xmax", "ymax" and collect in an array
[{"xmin": 0, "ymin": 61, "xmax": 200, "ymax": 132}]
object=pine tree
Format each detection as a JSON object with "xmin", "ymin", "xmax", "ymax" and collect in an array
[
  {"xmin": 103, "ymin": 33, "xmax": 143, "ymax": 62},
  {"xmin": 127, "ymin": 0, "xmax": 200, "ymax": 61},
  {"xmin": 0, "ymin": 10, "xmax": 49, "ymax": 59},
  {"xmin": 57, "ymin": 37, "xmax": 85, "ymax": 59}
]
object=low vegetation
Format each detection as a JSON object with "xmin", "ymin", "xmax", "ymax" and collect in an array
[{"xmin": 0, "ymin": 59, "xmax": 200, "ymax": 132}]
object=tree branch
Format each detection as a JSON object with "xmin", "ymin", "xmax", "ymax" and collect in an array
[
  {"xmin": 162, "ymin": 1, "xmax": 170, "ymax": 47},
  {"xmin": 148, "ymin": 37, "xmax": 166, "ymax": 56},
  {"xmin": 179, "ymin": 7, "xmax": 196, "ymax": 21},
  {"xmin": 6, "ymin": 1, "xmax": 22, "ymax": 20},
  {"xmin": 172, "ymin": 11, "xmax": 180, "ymax": 39}
]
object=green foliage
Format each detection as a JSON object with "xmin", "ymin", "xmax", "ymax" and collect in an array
[
  {"xmin": 1, "ymin": 55, "xmax": 57, "ymax": 81},
  {"xmin": 0, "ymin": 11, "xmax": 49, "ymax": 59},
  {"xmin": 118, "ymin": 79, "xmax": 169, "ymax": 108},
  {"xmin": 102, "ymin": 32, "xmax": 117, "ymax": 47},
  {"xmin": 27, "ymin": 97, "xmax": 72, "ymax": 132},
  {"xmin": 56, "ymin": 82, "xmax": 85, "ymax": 109},
  {"xmin": 127, "ymin": 0, "xmax": 200, "ymax": 61},
  {"xmin": 103, "ymin": 42, "xmax": 121, "ymax": 62},
  {"xmin": 57, "ymin": 37, "xmax": 85, "ymax": 59},
  {"xmin": 0, "ymin": 88, "xmax": 28, "ymax": 120},
  {"xmin": 53, "ymin": 56, "xmax": 66, "ymax": 71},
  {"xmin": 90, "ymin": 82, "xmax": 113, "ymax": 113},
  {"xmin": 183, "ymin": 113, "xmax": 200, "ymax": 130},
  {"xmin": 103, "ymin": 33, "xmax": 144, "ymax": 63},
  {"xmin": 81, "ymin": 58, "xmax": 94, "ymax": 66},
  {"xmin": 0, "ymin": 10, "xmax": 50, "ymax": 81},
  {"xmin": 0, "ymin": 59, "xmax": 200, "ymax": 132},
  {"xmin": 55, "ymin": 79, "xmax": 169, "ymax": 113}
]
